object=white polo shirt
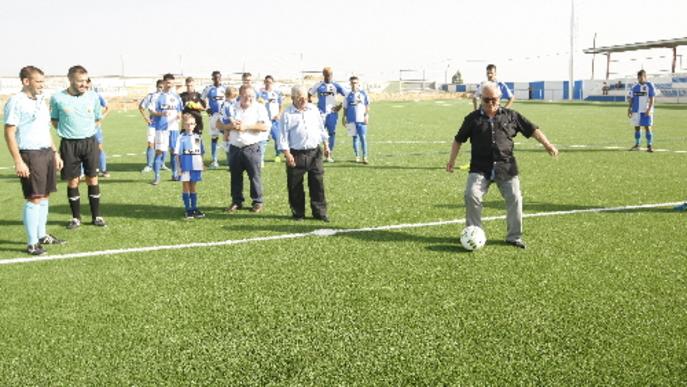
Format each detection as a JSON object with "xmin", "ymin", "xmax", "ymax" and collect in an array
[{"xmin": 228, "ymin": 103, "xmax": 269, "ymax": 148}]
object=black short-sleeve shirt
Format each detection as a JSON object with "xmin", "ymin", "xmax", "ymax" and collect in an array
[{"xmin": 454, "ymin": 107, "xmax": 537, "ymax": 179}]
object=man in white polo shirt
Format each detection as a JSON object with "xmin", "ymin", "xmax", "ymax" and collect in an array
[{"xmin": 219, "ymin": 85, "xmax": 269, "ymax": 213}]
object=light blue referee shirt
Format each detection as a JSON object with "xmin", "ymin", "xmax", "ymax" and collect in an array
[
  {"xmin": 3, "ymin": 92, "xmax": 53, "ymax": 150},
  {"xmin": 50, "ymin": 89, "xmax": 102, "ymax": 139}
]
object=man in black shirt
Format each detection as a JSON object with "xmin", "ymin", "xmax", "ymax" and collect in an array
[
  {"xmin": 179, "ymin": 77, "xmax": 206, "ymax": 132},
  {"xmin": 447, "ymin": 82, "xmax": 559, "ymax": 249}
]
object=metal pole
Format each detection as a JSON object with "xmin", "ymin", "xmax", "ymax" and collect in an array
[
  {"xmin": 568, "ymin": 0, "xmax": 574, "ymax": 101},
  {"xmin": 591, "ymin": 33, "xmax": 597, "ymax": 80},
  {"xmin": 672, "ymin": 47, "xmax": 677, "ymax": 74}
]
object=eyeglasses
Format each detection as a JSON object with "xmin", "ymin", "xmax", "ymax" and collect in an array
[{"xmin": 481, "ymin": 97, "xmax": 499, "ymax": 104}]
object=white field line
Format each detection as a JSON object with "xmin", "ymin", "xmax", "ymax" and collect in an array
[{"xmin": 0, "ymin": 201, "xmax": 681, "ymax": 266}]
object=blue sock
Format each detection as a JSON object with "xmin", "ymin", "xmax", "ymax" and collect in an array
[
  {"xmin": 645, "ymin": 130, "xmax": 653, "ymax": 146},
  {"xmin": 634, "ymin": 130, "xmax": 641, "ymax": 145},
  {"xmin": 99, "ymin": 149, "xmax": 107, "ymax": 172},
  {"xmin": 23, "ymin": 202, "xmax": 40, "ymax": 245},
  {"xmin": 146, "ymin": 147, "xmax": 154, "ymax": 167},
  {"xmin": 190, "ymin": 193, "xmax": 197, "ymax": 211},
  {"xmin": 168, "ymin": 151, "xmax": 176, "ymax": 177},
  {"xmin": 153, "ymin": 153, "xmax": 163, "ymax": 180},
  {"xmin": 182, "ymin": 192, "xmax": 191, "ymax": 211},
  {"xmin": 38, "ymin": 199, "xmax": 49, "ymax": 238},
  {"xmin": 328, "ymin": 132, "xmax": 335, "ymax": 153},
  {"xmin": 211, "ymin": 138, "xmax": 218, "ymax": 162}
]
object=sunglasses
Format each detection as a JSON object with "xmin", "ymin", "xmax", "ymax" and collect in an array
[{"xmin": 481, "ymin": 97, "xmax": 499, "ymax": 104}]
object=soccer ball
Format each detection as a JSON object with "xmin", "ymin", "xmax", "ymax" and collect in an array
[{"xmin": 460, "ymin": 226, "xmax": 486, "ymax": 251}]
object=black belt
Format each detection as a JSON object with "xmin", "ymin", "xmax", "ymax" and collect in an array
[
  {"xmin": 61, "ymin": 135, "xmax": 96, "ymax": 142},
  {"xmin": 290, "ymin": 148, "xmax": 318, "ymax": 154},
  {"xmin": 231, "ymin": 143, "xmax": 260, "ymax": 149}
]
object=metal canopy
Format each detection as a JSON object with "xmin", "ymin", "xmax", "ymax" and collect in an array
[
  {"xmin": 583, "ymin": 37, "xmax": 687, "ymax": 54},
  {"xmin": 583, "ymin": 37, "xmax": 687, "ymax": 79}
]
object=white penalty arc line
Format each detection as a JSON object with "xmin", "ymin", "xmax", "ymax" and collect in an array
[{"xmin": 0, "ymin": 201, "xmax": 682, "ymax": 266}]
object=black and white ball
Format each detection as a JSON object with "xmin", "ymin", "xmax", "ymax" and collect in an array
[{"xmin": 460, "ymin": 226, "xmax": 486, "ymax": 251}]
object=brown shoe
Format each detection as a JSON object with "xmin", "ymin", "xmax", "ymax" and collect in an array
[
  {"xmin": 250, "ymin": 203, "xmax": 264, "ymax": 213},
  {"xmin": 226, "ymin": 203, "xmax": 242, "ymax": 212}
]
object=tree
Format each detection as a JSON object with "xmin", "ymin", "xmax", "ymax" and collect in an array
[{"xmin": 451, "ymin": 70, "xmax": 463, "ymax": 84}]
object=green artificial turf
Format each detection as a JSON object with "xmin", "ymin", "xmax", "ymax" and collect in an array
[{"xmin": 0, "ymin": 100, "xmax": 685, "ymax": 384}]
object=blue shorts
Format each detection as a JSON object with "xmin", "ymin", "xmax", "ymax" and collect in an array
[
  {"xmin": 180, "ymin": 170, "xmax": 202, "ymax": 182},
  {"xmin": 631, "ymin": 112, "xmax": 653, "ymax": 127}
]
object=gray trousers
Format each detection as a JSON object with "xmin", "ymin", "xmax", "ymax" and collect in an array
[{"xmin": 464, "ymin": 173, "xmax": 523, "ymax": 242}]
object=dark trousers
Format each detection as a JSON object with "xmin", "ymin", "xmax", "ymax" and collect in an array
[
  {"xmin": 229, "ymin": 143, "xmax": 263, "ymax": 205},
  {"xmin": 287, "ymin": 147, "xmax": 327, "ymax": 218}
]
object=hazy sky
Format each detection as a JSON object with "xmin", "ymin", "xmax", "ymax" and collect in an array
[{"xmin": 1, "ymin": 0, "xmax": 685, "ymax": 83}]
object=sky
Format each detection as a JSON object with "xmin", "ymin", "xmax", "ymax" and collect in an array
[{"xmin": 1, "ymin": 0, "xmax": 685, "ymax": 83}]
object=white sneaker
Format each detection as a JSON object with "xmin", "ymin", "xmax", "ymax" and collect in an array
[
  {"xmin": 355, "ymin": 157, "xmax": 361, "ymax": 163},
  {"xmin": 160, "ymin": 164, "xmax": 170, "ymax": 171},
  {"xmin": 141, "ymin": 166, "xmax": 152, "ymax": 173},
  {"xmin": 362, "ymin": 157, "xmax": 369, "ymax": 164},
  {"xmin": 326, "ymin": 156, "xmax": 334, "ymax": 163},
  {"xmin": 209, "ymin": 160, "xmax": 220, "ymax": 169}
]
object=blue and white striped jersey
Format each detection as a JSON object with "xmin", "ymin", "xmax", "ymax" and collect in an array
[
  {"xmin": 151, "ymin": 92, "xmax": 182, "ymax": 131},
  {"xmin": 309, "ymin": 81, "xmax": 346, "ymax": 114},
  {"xmin": 343, "ymin": 90, "xmax": 370, "ymax": 124},
  {"xmin": 628, "ymin": 82, "xmax": 657, "ymax": 113},
  {"xmin": 202, "ymin": 84, "xmax": 226, "ymax": 114}
]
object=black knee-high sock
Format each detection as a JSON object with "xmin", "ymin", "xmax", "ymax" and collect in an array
[
  {"xmin": 67, "ymin": 187, "xmax": 81, "ymax": 219},
  {"xmin": 88, "ymin": 185, "xmax": 101, "ymax": 220}
]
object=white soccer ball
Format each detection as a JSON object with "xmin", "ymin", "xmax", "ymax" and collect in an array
[{"xmin": 460, "ymin": 226, "xmax": 486, "ymax": 251}]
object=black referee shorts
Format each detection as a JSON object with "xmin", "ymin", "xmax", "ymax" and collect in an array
[
  {"xmin": 60, "ymin": 136, "xmax": 98, "ymax": 180},
  {"xmin": 19, "ymin": 148, "xmax": 57, "ymax": 199}
]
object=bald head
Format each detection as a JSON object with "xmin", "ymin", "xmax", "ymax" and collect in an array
[{"xmin": 291, "ymin": 85, "xmax": 308, "ymax": 109}]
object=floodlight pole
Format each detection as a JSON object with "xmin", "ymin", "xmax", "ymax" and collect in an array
[
  {"xmin": 568, "ymin": 0, "xmax": 574, "ymax": 101},
  {"xmin": 591, "ymin": 33, "xmax": 597, "ymax": 80}
]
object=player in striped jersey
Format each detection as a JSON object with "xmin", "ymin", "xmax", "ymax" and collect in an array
[
  {"xmin": 139, "ymin": 79, "xmax": 163, "ymax": 172},
  {"xmin": 258, "ymin": 75, "xmax": 283, "ymax": 163},
  {"xmin": 627, "ymin": 70, "xmax": 657, "ymax": 152},
  {"xmin": 201, "ymin": 70, "xmax": 226, "ymax": 168},
  {"xmin": 150, "ymin": 73, "xmax": 182, "ymax": 185},
  {"xmin": 309, "ymin": 67, "xmax": 346, "ymax": 162}
]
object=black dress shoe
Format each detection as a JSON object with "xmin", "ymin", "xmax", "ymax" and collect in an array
[
  {"xmin": 506, "ymin": 239, "xmax": 527, "ymax": 249},
  {"xmin": 226, "ymin": 203, "xmax": 242, "ymax": 212},
  {"xmin": 315, "ymin": 215, "xmax": 330, "ymax": 223}
]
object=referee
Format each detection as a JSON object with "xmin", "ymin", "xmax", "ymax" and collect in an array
[
  {"xmin": 50, "ymin": 65, "xmax": 106, "ymax": 229},
  {"xmin": 3, "ymin": 66, "xmax": 65, "ymax": 255}
]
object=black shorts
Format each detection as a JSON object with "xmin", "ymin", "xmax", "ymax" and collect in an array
[
  {"xmin": 19, "ymin": 148, "xmax": 57, "ymax": 199},
  {"xmin": 60, "ymin": 136, "xmax": 98, "ymax": 180}
]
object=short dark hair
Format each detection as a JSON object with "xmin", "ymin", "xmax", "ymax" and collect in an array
[
  {"xmin": 637, "ymin": 69, "xmax": 646, "ymax": 77},
  {"xmin": 185, "ymin": 77, "xmax": 194, "ymax": 83},
  {"xmin": 211, "ymin": 71, "xmax": 221, "ymax": 77},
  {"xmin": 264, "ymin": 75, "xmax": 274, "ymax": 81},
  {"xmin": 68, "ymin": 65, "xmax": 88, "ymax": 78},
  {"xmin": 486, "ymin": 64, "xmax": 496, "ymax": 71},
  {"xmin": 156, "ymin": 79, "xmax": 163, "ymax": 87},
  {"xmin": 162, "ymin": 73, "xmax": 175, "ymax": 81},
  {"xmin": 349, "ymin": 75, "xmax": 359, "ymax": 82},
  {"xmin": 19, "ymin": 66, "xmax": 44, "ymax": 81},
  {"xmin": 242, "ymin": 72, "xmax": 252, "ymax": 80}
]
